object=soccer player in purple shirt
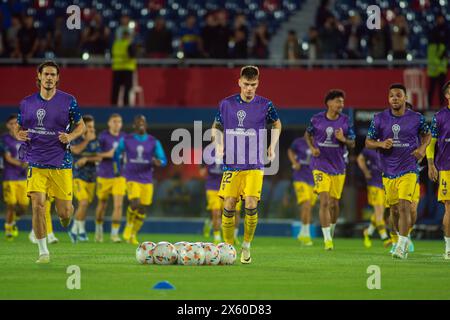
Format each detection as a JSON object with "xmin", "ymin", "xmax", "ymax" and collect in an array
[
  {"xmin": 427, "ymin": 80, "xmax": 450, "ymax": 259},
  {"xmin": 357, "ymin": 148, "xmax": 391, "ymax": 248},
  {"xmin": 2, "ymin": 114, "xmax": 28, "ymax": 241},
  {"xmin": 212, "ymin": 66, "xmax": 282, "ymax": 264},
  {"xmin": 94, "ymin": 113, "xmax": 126, "ymax": 243},
  {"xmin": 14, "ymin": 61, "xmax": 86, "ymax": 263},
  {"xmin": 288, "ymin": 136, "xmax": 317, "ymax": 246},
  {"xmin": 105, "ymin": 115, "xmax": 167, "ymax": 244},
  {"xmin": 366, "ymin": 84, "xmax": 431, "ymax": 259},
  {"xmin": 305, "ymin": 90, "xmax": 356, "ymax": 251}
]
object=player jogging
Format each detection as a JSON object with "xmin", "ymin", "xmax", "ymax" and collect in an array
[
  {"xmin": 14, "ymin": 60, "xmax": 85, "ymax": 263},
  {"xmin": 366, "ymin": 83, "xmax": 430, "ymax": 259},
  {"xmin": 426, "ymin": 80, "xmax": 450, "ymax": 259},
  {"xmin": 305, "ymin": 90, "xmax": 356, "ymax": 250},
  {"xmin": 212, "ymin": 65, "xmax": 282, "ymax": 264}
]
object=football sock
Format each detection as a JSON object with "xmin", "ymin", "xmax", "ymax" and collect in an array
[
  {"xmin": 132, "ymin": 212, "xmax": 145, "ymax": 236},
  {"xmin": 445, "ymin": 237, "xmax": 450, "ymax": 252},
  {"xmin": 322, "ymin": 227, "xmax": 332, "ymax": 242},
  {"xmin": 126, "ymin": 206, "xmax": 135, "ymax": 226},
  {"xmin": 79, "ymin": 220, "xmax": 86, "ymax": 234},
  {"xmin": 111, "ymin": 222, "xmax": 120, "ymax": 236},
  {"xmin": 37, "ymin": 237, "xmax": 49, "ymax": 256},
  {"xmin": 376, "ymin": 220, "xmax": 388, "ymax": 240},
  {"xmin": 367, "ymin": 224, "xmax": 376, "ymax": 236},
  {"xmin": 213, "ymin": 231, "xmax": 221, "ymax": 242},
  {"xmin": 408, "ymin": 226, "xmax": 414, "ymax": 237},
  {"xmin": 390, "ymin": 231, "xmax": 399, "ymax": 244},
  {"xmin": 330, "ymin": 223, "xmax": 336, "ymax": 237},
  {"xmin": 95, "ymin": 221, "xmax": 103, "ymax": 235},
  {"xmin": 243, "ymin": 208, "xmax": 258, "ymax": 244},
  {"xmin": 5, "ymin": 223, "xmax": 12, "ymax": 236},
  {"xmin": 222, "ymin": 209, "xmax": 235, "ymax": 245},
  {"xmin": 302, "ymin": 224, "xmax": 310, "ymax": 238},
  {"xmin": 71, "ymin": 220, "xmax": 78, "ymax": 234}
]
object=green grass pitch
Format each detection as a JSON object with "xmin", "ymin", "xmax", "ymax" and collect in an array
[{"xmin": 1, "ymin": 232, "xmax": 450, "ymax": 300}]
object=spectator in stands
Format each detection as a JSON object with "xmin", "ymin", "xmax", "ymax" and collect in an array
[
  {"xmin": 315, "ymin": 0, "xmax": 334, "ymax": 28},
  {"xmin": 111, "ymin": 30, "xmax": 137, "ymax": 107},
  {"xmin": 201, "ymin": 12, "xmax": 217, "ymax": 58},
  {"xmin": 6, "ymin": 15, "xmax": 21, "ymax": 57},
  {"xmin": 233, "ymin": 13, "xmax": 249, "ymax": 38},
  {"xmin": 263, "ymin": 0, "xmax": 279, "ymax": 12},
  {"xmin": 391, "ymin": 15, "xmax": 409, "ymax": 60},
  {"xmin": 81, "ymin": 12, "xmax": 110, "ymax": 58},
  {"xmin": 318, "ymin": 16, "xmax": 343, "ymax": 59},
  {"xmin": 343, "ymin": 12, "xmax": 364, "ymax": 59},
  {"xmin": 13, "ymin": 16, "xmax": 38, "ymax": 62},
  {"xmin": 148, "ymin": 0, "xmax": 165, "ymax": 12},
  {"xmin": 209, "ymin": 9, "xmax": 231, "ymax": 59},
  {"xmin": 179, "ymin": 15, "xmax": 202, "ymax": 58},
  {"xmin": 53, "ymin": 16, "xmax": 81, "ymax": 58},
  {"xmin": 251, "ymin": 23, "xmax": 270, "ymax": 59},
  {"xmin": 115, "ymin": 14, "xmax": 134, "ymax": 40},
  {"xmin": 230, "ymin": 28, "xmax": 248, "ymax": 59},
  {"xmin": 427, "ymin": 14, "xmax": 448, "ymax": 108},
  {"xmin": 146, "ymin": 17, "xmax": 172, "ymax": 58},
  {"xmin": 306, "ymin": 26, "xmax": 319, "ymax": 60},
  {"xmin": 284, "ymin": 30, "xmax": 300, "ymax": 61},
  {"xmin": 368, "ymin": 17, "xmax": 391, "ymax": 60}
]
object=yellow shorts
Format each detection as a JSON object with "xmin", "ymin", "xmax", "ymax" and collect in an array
[
  {"xmin": 206, "ymin": 190, "xmax": 222, "ymax": 211},
  {"xmin": 367, "ymin": 186, "xmax": 386, "ymax": 207},
  {"xmin": 26, "ymin": 167, "xmax": 73, "ymax": 201},
  {"xmin": 313, "ymin": 170, "xmax": 346, "ymax": 200},
  {"xmin": 412, "ymin": 182, "xmax": 420, "ymax": 203},
  {"xmin": 96, "ymin": 177, "xmax": 126, "ymax": 200},
  {"xmin": 218, "ymin": 169, "xmax": 264, "ymax": 201},
  {"xmin": 3, "ymin": 180, "xmax": 29, "ymax": 206},
  {"xmin": 293, "ymin": 181, "xmax": 317, "ymax": 206},
  {"xmin": 127, "ymin": 181, "xmax": 154, "ymax": 206},
  {"xmin": 74, "ymin": 179, "xmax": 96, "ymax": 203},
  {"xmin": 438, "ymin": 171, "xmax": 450, "ymax": 202},
  {"xmin": 382, "ymin": 173, "xmax": 418, "ymax": 206}
]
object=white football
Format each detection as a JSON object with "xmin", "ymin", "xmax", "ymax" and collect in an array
[
  {"xmin": 136, "ymin": 241, "xmax": 156, "ymax": 264},
  {"xmin": 217, "ymin": 243, "xmax": 237, "ymax": 265},
  {"xmin": 203, "ymin": 243, "xmax": 220, "ymax": 265},
  {"xmin": 174, "ymin": 241, "xmax": 189, "ymax": 265},
  {"xmin": 179, "ymin": 242, "xmax": 205, "ymax": 266},
  {"xmin": 152, "ymin": 241, "xmax": 178, "ymax": 265}
]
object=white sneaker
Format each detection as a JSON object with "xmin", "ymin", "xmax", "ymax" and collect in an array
[
  {"xmin": 240, "ymin": 247, "xmax": 252, "ymax": 264},
  {"xmin": 47, "ymin": 233, "xmax": 59, "ymax": 244},
  {"xmin": 36, "ymin": 254, "xmax": 50, "ymax": 264},
  {"xmin": 392, "ymin": 245, "xmax": 407, "ymax": 259},
  {"xmin": 29, "ymin": 231, "xmax": 37, "ymax": 244},
  {"xmin": 444, "ymin": 252, "xmax": 450, "ymax": 260}
]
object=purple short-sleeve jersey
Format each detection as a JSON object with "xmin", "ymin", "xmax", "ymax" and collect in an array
[
  {"xmin": 431, "ymin": 107, "xmax": 450, "ymax": 171},
  {"xmin": 97, "ymin": 130, "xmax": 126, "ymax": 178},
  {"xmin": 361, "ymin": 148, "xmax": 383, "ymax": 188},
  {"xmin": 1, "ymin": 134, "xmax": 26, "ymax": 181},
  {"xmin": 290, "ymin": 137, "xmax": 314, "ymax": 185},
  {"xmin": 122, "ymin": 134, "xmax": 156, "ymax": 184}
]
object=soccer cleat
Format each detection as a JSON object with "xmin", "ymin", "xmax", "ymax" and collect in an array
[
  {"xmin": 392, "ymin": 245, "xmax": 407, "ymax": 259},
  {"xmin": 29, "ymin": 231, "xmax": 37, "ymax": 244},
  {"xmin": 203, "ymin": 218, "xmax": 212, "ymax": 238},
  {"xmin": 444, "ymin": 252, "xmax": 450, "ymax": 260},
  {"xmin": 298, "ymin": 236, "xmax": 313, "ymax": 246},
  {"xmin": 95, "ymin": 232, "xmax": 104, "ymax": 243},
  {"xmin": 127, "ymin": 234, "xmax": 139, "ymax": 245},
  {"xmin": 47, "ymin": 233, "xmax": 59, "ymax": 244},
  {"xmin": 78, "ymin": 233, "xmax": 89, "ymax": 242},
  {"xmin": 110, "ymin": 235, "xmax": 122, "ymax": 243},
  {"xmin": 382, "ymin": 238, "xmax": 393, "ymax": 248},
  {"xmin": 68, "ymin": 231, "xmax": 77, "ymax": 244},
  {"xmin": 363, "ymin": 229, "xmax": 372, "ymax": 248},
  {"xmin": 36, "ymin": 254, "xmax": 50, "ymax": 264},
  {"xmin": 122, "ymin": 225, "xmax": 132, "ymax": 242},
  {"xmin": 11, "ymin": 225, "xmax": 19, "ymax": 237},
  {"xmin": 324, "ymin": 240, "xmax": 334, "ymax": 251},
  {"xmin": 60, "ymin": 217, "xmax": 71, "ymax": 228},
  {"xmin": 240, "ymin": 247, "xmax": 251, "ymax": 264}
]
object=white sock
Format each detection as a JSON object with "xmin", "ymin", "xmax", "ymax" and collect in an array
[
  {"xmin": 78, "ymin": 220, "xmax": 86, "ymax": 234},
  {"xmin": 330, "ymin": 223, "xmax": 336, "ymax": 237},
  {"xmin": 214, "ymin": 232, "xmax": 221, "ymax": 241},
  {"xmin": 398, "ymin": 235, "xmax": 408, "ymax": 252},
  {"xmin": 71, "ymin": 220, "xmax": 78, "ymax": 234},
  {"xmin": 111, "ymin": 225, "xmax": 119, "ymax": 236},
  {"xmin": 37, "ymin": 238, "xmax": 49, "ymax": 256},
  {"xmin": 367, "ymin": 224, "xmax": 376, "ymax": 236},
  {"xmin": 322, "ymin": 227, "xmax": 332, "ymax": 241},
  {"xmin": 445, "ymin": 237, "xmax": 450, "ymax": 252},
  {"xmin": 242, "ymin": 241, "xmax": 250, "ymax": 249},
  {"xmin": 95, "ymin": 223, "xmax": 103, "ymax": 234},
  {"xmin": 234, "ymin": 228, "xmax": 239, "ymax": 239},
  {"xmin": 303, "ymin": 224, "xmax": 310, "ymax": 237}
]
